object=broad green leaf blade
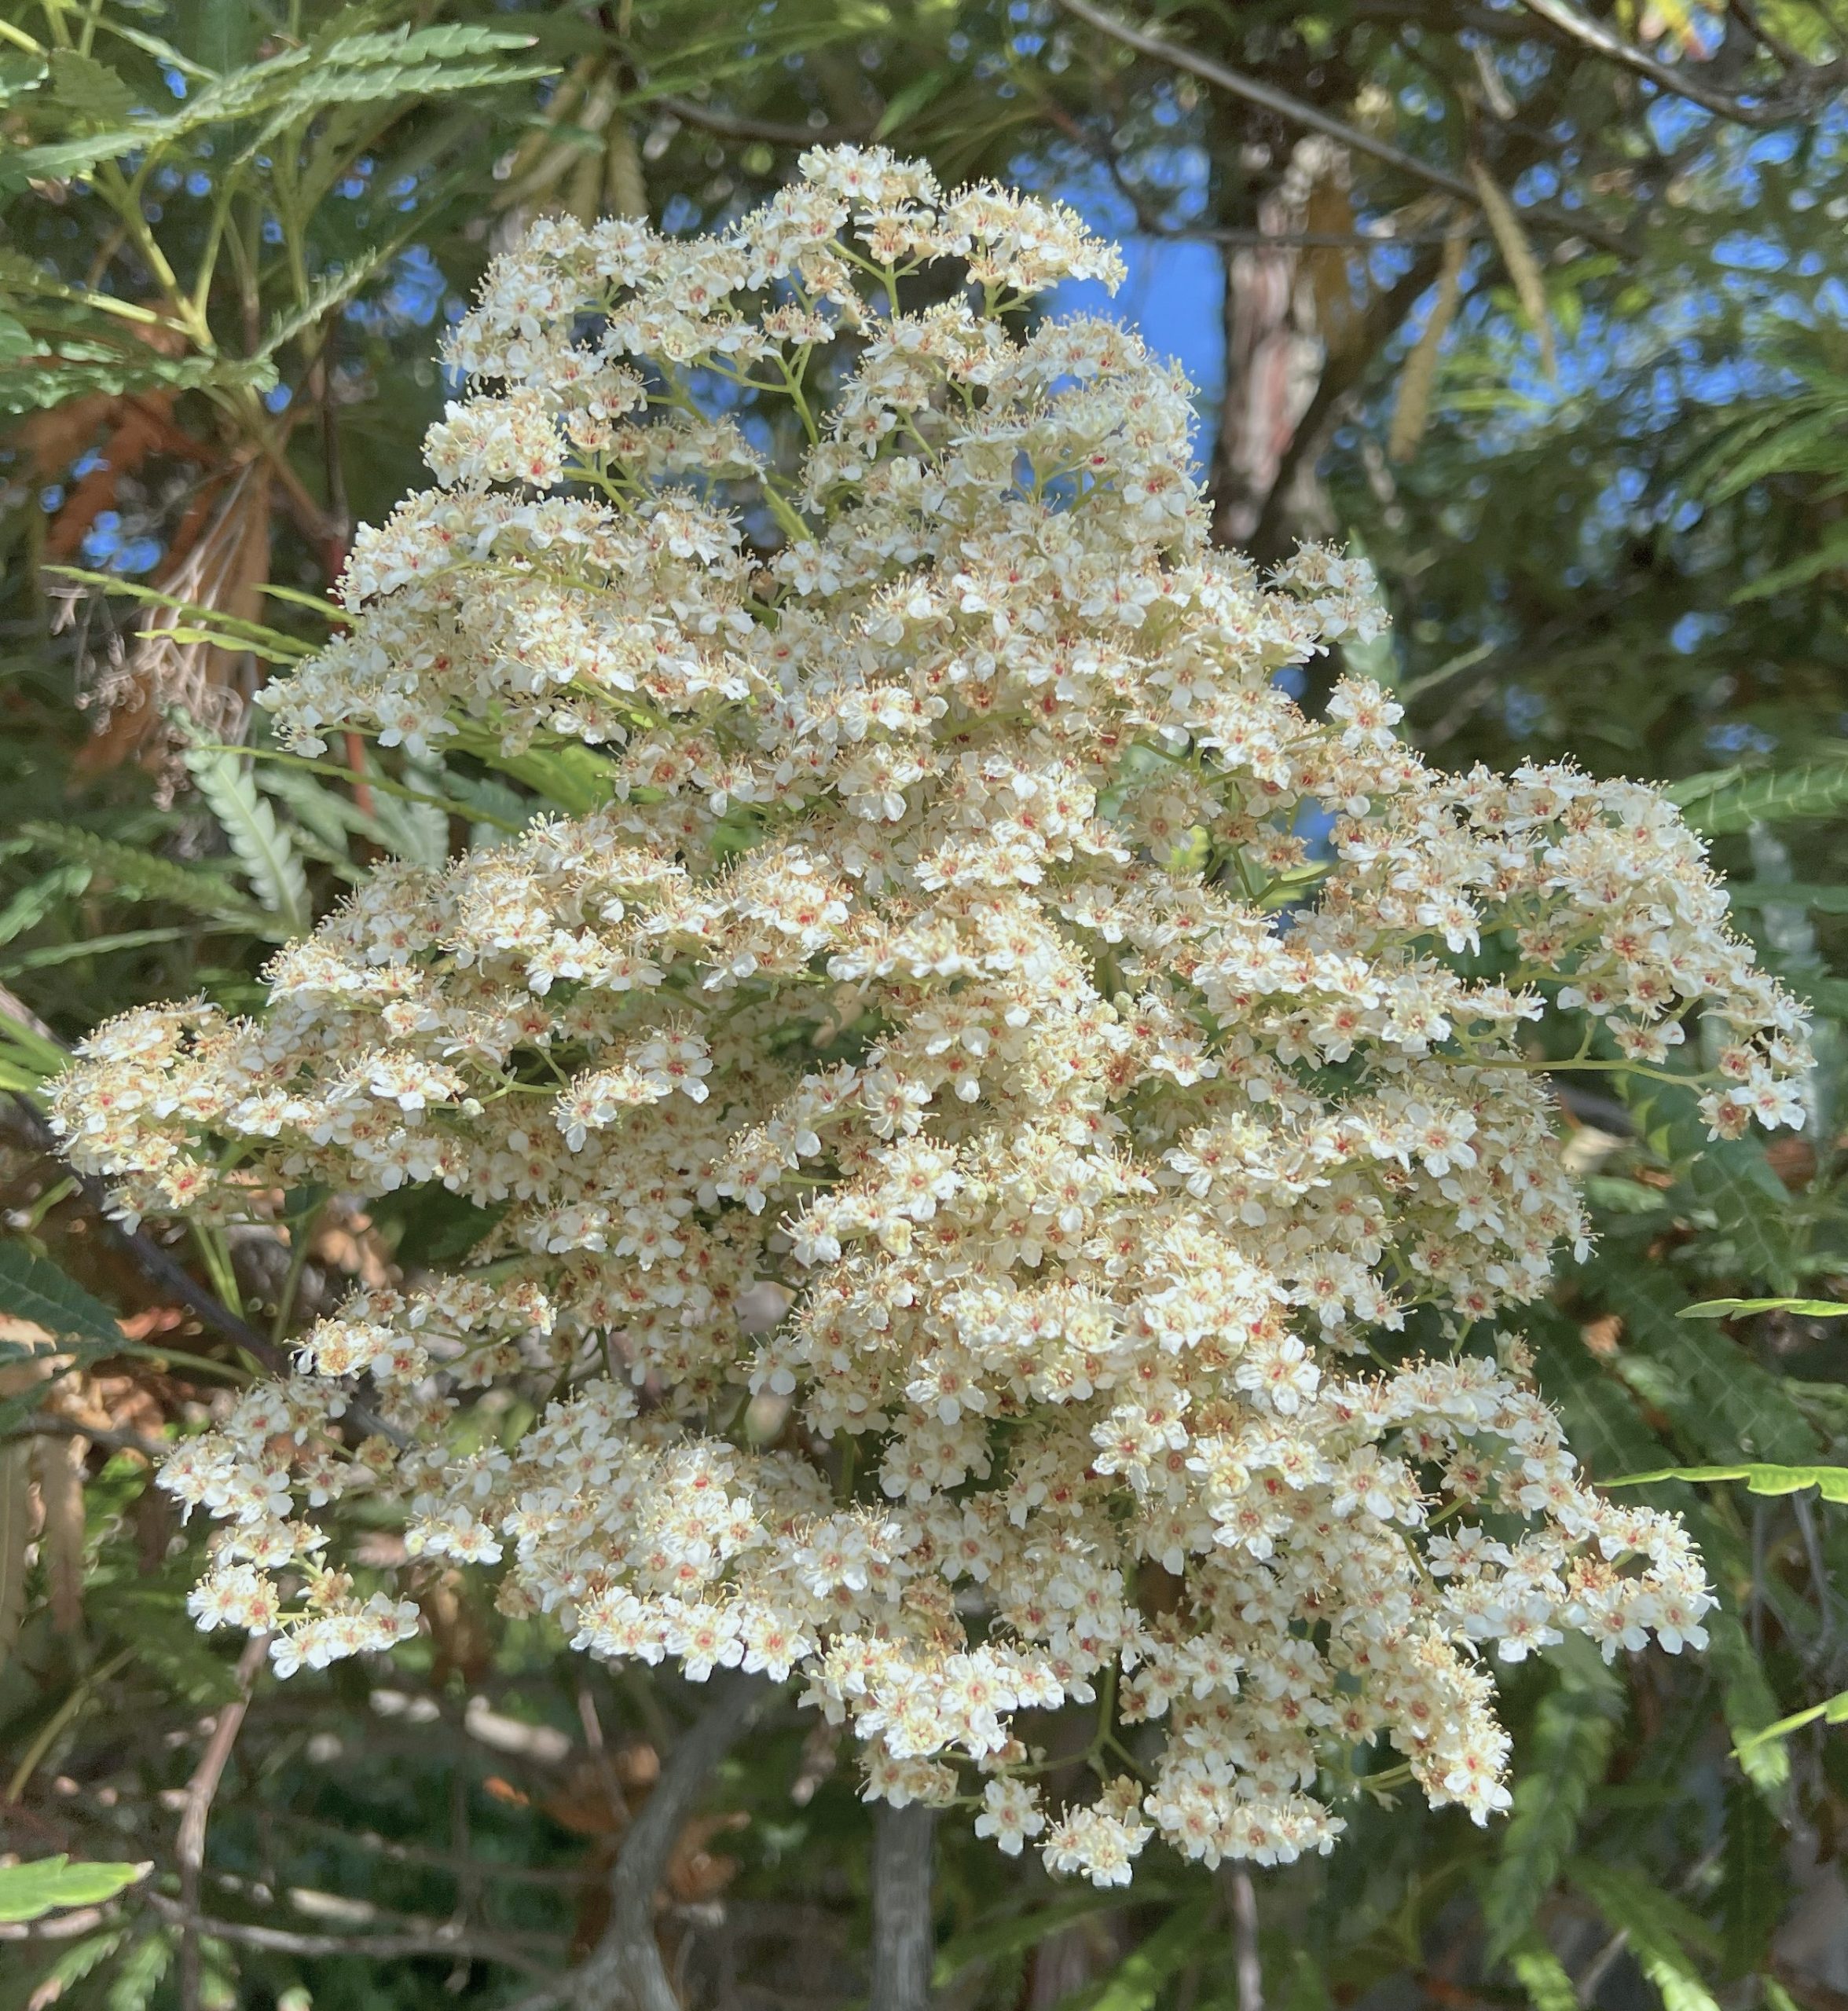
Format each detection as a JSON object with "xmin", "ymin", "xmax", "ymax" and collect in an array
[
  {"xmin": 0, "ymin": 1857, "xmax": 148, "ymax": 1925},
  {"xmin": 0, "ymin": 1244, "xmax": 125, "ymax": 1350}
]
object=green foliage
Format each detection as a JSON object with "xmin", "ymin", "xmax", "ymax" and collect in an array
[
  {"xmin": 0, "ymin": 1243, "xmax": 125, "ymax": 1353},
  {"xmin": 1676, "ymin": 761, "xmax": 1848, "ymax": 837},
  {"xmin": 1086, "ymin": 1898, "xmax": 1215, "ymax": 2011},
  {"xmin": 0, "ymin": 1857, "xmax": 148, "ymax": 1925},
  {"xmin": 0, "ymin": 2, "xmax": 1846, "ymax": 2007},
  {"xmin": 1482, "ymin": 1654, "xmax": 1623, "ymax": 1961},
  {"xmin": 1606, "ymin": 1463, "xmax": 1848, "ymax": 1502},
  {"xmin": 181, "ymin": 745, "xmax": 312, "ymax": 938}
]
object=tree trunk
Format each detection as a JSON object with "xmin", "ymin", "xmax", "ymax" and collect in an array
[{"xmin": 868, "ymin": 1800, "xmax": 937, "ymax": 2011}]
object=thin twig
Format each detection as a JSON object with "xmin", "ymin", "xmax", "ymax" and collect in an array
[
  {"xmin": 1, "ymin": 1415, "xmax": 167, "ymax": 1462},
  {"xmin": 1054, "ymin": 0, "xmax": 1630, "ymax": 253},
  {"xmin": 650, "ymin": 93, "xmax": 860, "ymax": 147},
  {"xmin": 869, "ymin": 1800, "xmax": 937, "ymax": 2011},
  {"xmin": 144, "ymin": 1890, "xmax": 560, "ymax": 1976},
  {"xmin": 266, "ymin": 1809, "xmax": 600, "ymax": 1885},
  {"xmin": 1516, "ymin": 0, "xmax": 1842, "ymax": 125},
  {"xmin": 570, "ymin": 1674, "xmax": 775, "ymax": 2011},
  {"xmin": 177, "ymin": 1633, "xmax": 270, "ymax": 2011},
  {"xmin": 578, "ymin": 1679, "xmax": 632, "ymax": 1833}
]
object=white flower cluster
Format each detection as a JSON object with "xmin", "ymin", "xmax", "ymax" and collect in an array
[{"xmin": 53, "ymin": 149, "xmax": 1808, "ymax": 1885}]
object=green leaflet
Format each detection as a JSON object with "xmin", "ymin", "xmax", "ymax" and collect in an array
[
  {"xmin": 101, "ymin": 1925, "xmax": 173, "ymax": 2011},
  {"xmin": 86, "ymin": 1582, "xmax": 244, "ymax": 1706},
  {"xmin": 1507, "ymin": 1936, "xmax": 1578, "ymax": 2011},
  {"xmin": 932, "ymin": 1884, "xmax": 1155, "ymax": 1987},
  {"xmin": 23, "ymin": 823, "xmax": 281, "ymax": 938},
  {"xmin": 1677, "ymin": 761, "xmax": 1848, "ymax": 836},
  {"xmin": 1600, "ymin": 1271, "xmax": 1814, "ymax": 1465},
  {"xmin": 0, "ymin": 1857, "xmax": 148, "ymax": 1925},
  {"xmin": 1686, "ymin": 388, "xmax": 1848, "ymax": 504},
  {"xmin": 1530, "ymin": 1310, "xmax": 1679, "ymax": 1485},
  {"xmin": 42, "ymin": 567, "xmax": 313, "ymax": 661},
  {"xmin": 1603, "ymin": 1463, "xmax": 1848, "ymax": 1502},
  {"xmin": 1720, "ymin": 1782, "xmax": 1786, "ymax": 1979},
  {"xmin": 2, "ymin": 23, "xmax": 549, "ymax": 180},
  {"xmin": 1087, "ymin": 1896, "xmax": 1214, "ymax": 2011},
  {"xmin": 1732, "ymin": 530, "xmax": 1848, "ymax": 601},
  {"xmin": 0, "ymin": 345, "xmax": 274, "ymax": 415},
  {"xmin": 1619, "ymin": 1079, "xmax": 1803, "ymax": 1295},
  {"xmin": 1682, "ymin": 1145, "xmax": 1800, "ymax": 1290},
  {"xmin": 874, "ymin": 64, "xmax": 954, "ymax": 137},
  {"xmin": 1733, "ymin": 1685, "xmax": 1848, "ymax": 1756},
  {"xmin": 46, "ymin": 48, "xmax": 138, "ymax": 125},
  {"xmin": 0, "ymin": 863, "xmax": 93, "ymax": 947},
  {"xmin": 446, "ymin": 725, "xmax": 619, "ymax": 814},
  {"xmin": 1570, "ymin": 1862, "xmax": 1722, "ymax": 2011},
  {"xmin": 1680, "ymin": 1298, "xmax": 1848, "ymax": 1319},
  {"xmin": 22, "ymin": 1927, "xmax": 128, "ymax": 2002},
  {"xmin": 182, "ymin": 745, "xmax": 312, "ymax": 938},
  {"xmin": 0, "ymin": 929, "xmax": 187, "ymax": 975},
  {"xmin": 1483, "ymin": 1658, "xmax": 1623, "ymax": 1960},
  {"xmin": 0, "ymin": 1244, "xmax": 127, "ymax": 1353},
  {"xmin": 1704, "ymin": 1608, "xmax": 1793, "ymax": 1797}
]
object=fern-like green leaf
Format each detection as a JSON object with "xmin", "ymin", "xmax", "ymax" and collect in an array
[
  {"xmin": 1569, "ymin": 1862, "xmax": 1722, "ymax": 2011},
  {"xmin": 1506, "ymin": 1936, "xmax": 1578, "ymax": 2011},
  {"xmin": 1603, "ymin": 1461, "xmax": 1848, "ymax": 1501},
  {"xmin": 1483, "ymin": 1657, "xmax": 1622, "ymax": 1960},
  {"xmin": 182, "ymin": 745, "xmax": 311, "ymax": 938},
  {"xmin": 24, "ymin": 825, "xmax": 281, "ymax": 937},
  {"xmin": 1705, "ymin": 1608, "xmax": 1792, "ymax": 1797},
  {"xmin": 1721, "ymin": 1782, "xmax": 1786, "ymax": 1980},
  {"xmin": 1680, "ymin": 1297, "xmax": 1848, "ymax": 1319},
  {"xmin": 1087, "ymin": 1898, "xmax": 1213, "ymax": 2011},
  {"xmin": 1678, "ymin": 762, "xmax": 1848, "ymax": 836},
  {"xmin": 97, "ymin": 1929, "xmax": 173, "ymax": 2011}
]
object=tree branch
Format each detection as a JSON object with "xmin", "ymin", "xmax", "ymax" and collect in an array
[
  {"xmin": 1516, "ymin": 0, "xmax": 1844, "ymax": 125},
  {"xmin": 869, "ymin": 1800, "xmax": 936, "ymax": 2011},
  {"xmin": 1238, "ymin": 244, "xmax": 1445, "ymax": 560},
  {"xmin": 144, "ymin": 1890, "xmax": 559, "ymax": 1976},
  {"xmin": 1056, "ymin": 0, "xmax": 1482, "ymax": 206},
  {"xmin": 570, "ymin": 1673, "xmax": 774, "ymax": 2011},
  {"xmin": 177, "ymin": 1633, "xmax": 269, "ymax": 2011},
  {"xmin": 1055, "ymin": 0, "xmax": 1632, "ymax": 254},
  {"xmin": 1, "ymin": 1414, "xmax": 167, "ymax": 1462},
  {"xmin": 651, "ymin": 93, "xmax": 860, "ymax": 147},
  {"xmin": 1228, "ymin": 1866, "xmax": 1263, "ymax": 2011}
]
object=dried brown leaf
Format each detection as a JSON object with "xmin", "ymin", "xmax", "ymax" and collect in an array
[
  {"xmin": 1468, "ymin": 156, "xmax": 1558, "ymax": 381},
  {"xmin": 1387, "ymin": 226, "xmax": 1468, "ymax": 463}
]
